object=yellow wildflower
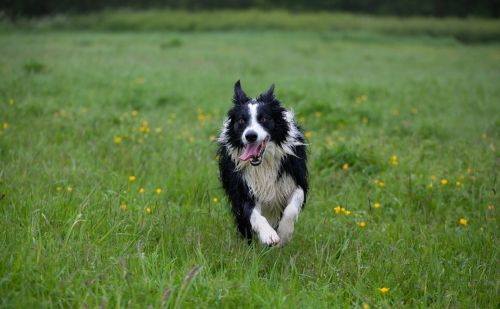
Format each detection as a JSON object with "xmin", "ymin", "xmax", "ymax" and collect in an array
[
  {"xmin": 378, "ymin": 287, "xmax": 390, "ymax": 294},
  {"xmin": 213, "ymin": 197, "xmax": 219, "ymax": 203},
  {"xmin": 455, "ymin": 181, "xmax": 462, "ymax": 187},
  {"xmin": 459, "ymin": 218, "xmax": 468, "ymax": 226},
  {"xmin": 343, "ymin": 209, "xmax": 351, "ymax": 216},
  {"xmin": 342, "ymin": 163, "xmax": 350, "ymax": 170},
  {"xmin": 440, "ymin": 179, "xmax": 448, "ymax": 185},
  {"xmin": 467, "ymin": 168, "xmax": 472, "ymax": 174},
  {"xmin": 378, "ymin": 181, "xmax": 385, "ymax": 188},
  {"xmin": 314, "ymin": 111, "xmax": 322, "ymax": 118},
  {"xmin": 66, "ymin": 186, "xmax": 73, "ymax": 192},
  {"xmin": 363, "ymin": 304, "xmax": 370, "ymax": 309},
  {"xmin": 391, "ymin": 155, "xmax": 398, "ymax": 166},
  {"xmin": 131, "ymin": 110, "xmax": 139, "ymax": 117},
  {"xmin": 139, "ymin": 187, "xmax": 145, "ymax": 194},
  {"xmin": 155, "ymin": 128, "xmax": 162, "ymax": 134},
  {"xmin": 128, "ymin": 175, "xmax": 136, "ymax": 182},
  {"xmin": 373, "ymin": 202, "xmax": 381, "ymax": 209},
  {"xmin": 298, "ymin": 116, "xmax": 305, "ymax": 124},
  {"xmin": 56, "ymin": 186, "xmax": 63, "ymax": 192},
  {"xmin": 120, "ymin": 204, "xmax": 127, "ymax": 210},
  {"xmin": 8, "ymin": 99, "xmax": 14, "ymax": 105},
  {"xmin": 197, "ymin": 110, "xmax": 208, "ymax": 123},
  {"xmin": 428, "ymin": 183, "xmax": 434, "ymax": 189},
  {"xmin": 197, "ymin": 114, "xmax": 206, "ymax": 123},
  {"xmin": 155, "ymin": 188, "xmax": 162, "ymax": 195},
  {"xmin": 487, "ymin": 204, "xmax": 495, "ymax": 210},
  {"xmin": 113, "ymin": 136, "xmax": 122, "ymax": 144},
  {"xmin": 334, "ymin": 205, "xmax": 342, "ymax": 215},
  {"xmin": 2, "ymin": 122, "xmax": 8, "ymax": 129},
  {"xmin": 431, "ymin": 175, "xmax": 436, "ymax": 181},
  {"xmin": 355, "ymin": 95, "xmax": 368, "ymax": 104},
  {"xmin": 305, "ymin": 131, "xmax": 312, "ymax": 139},
  {"xmin": 373, "ymin": 179, "xmax": 380, "ymax": 185},
  {"xmin": 145, "ymin": 207, "xmax": 152, "ymax": 214},
  {"xmin": 358, "ymin": 221, "xmax": 366, "ymax": 228}
]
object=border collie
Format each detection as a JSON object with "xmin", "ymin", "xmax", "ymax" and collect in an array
[{"xmin": 217, "ymin": 81, "xmax": 308, "ymax": 247}]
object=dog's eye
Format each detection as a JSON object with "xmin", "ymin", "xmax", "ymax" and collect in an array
[
  {"xmin": 238, "ymin": 118, "xmax": 245, "ymax": 125},
  {"xmin": 260, "ymin": 116, "xmax": 267, "ymax": 123}
]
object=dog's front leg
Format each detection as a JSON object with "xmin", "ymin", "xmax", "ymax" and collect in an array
[
  {"xmin": 277, "ymin": 187, "xmax": 304, "ymax": 247},
  {"xmin": 250, "ymin": 203, "xmax": 280, "ymax": 246}
]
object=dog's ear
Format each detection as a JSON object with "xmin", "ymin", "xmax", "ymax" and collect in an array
[
  {"xmin": 233, "ymin": 80, "xmax": 250, "ymax": 104},
  {"xmin": 258, "ymin": 83, "xmax": 275, "ymax": 103}
]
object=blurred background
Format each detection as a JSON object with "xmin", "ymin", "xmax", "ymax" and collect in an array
[
  {"xmin": 1, "ymin": 1, "xmax": 499, "ymax": 44},
  {"xmin": 2, "ymin": 0, "xmax": 500, "ymax": 18}
]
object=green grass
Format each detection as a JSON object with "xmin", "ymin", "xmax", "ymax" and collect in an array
[
  {"xmin": 3, "ymin": 10, "xmax": 500, "ymax": 43},
  {"xmin": 0, "ymin": 22, "xmax": 499, "ymax": 308}
]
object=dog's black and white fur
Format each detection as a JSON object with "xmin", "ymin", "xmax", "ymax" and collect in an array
[{"xmin": 217, "ymin": 81, "xmax": 308, "ymax": 247}]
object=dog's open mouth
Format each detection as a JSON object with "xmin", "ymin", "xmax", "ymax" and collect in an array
[{"xmin": 239, "ymin": 136, "xmax": 270, "ymax": 166}]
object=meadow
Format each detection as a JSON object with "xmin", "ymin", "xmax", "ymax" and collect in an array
[{"xmin": 0, "ymin": 11, "xmax": 499, "ymax": 308}]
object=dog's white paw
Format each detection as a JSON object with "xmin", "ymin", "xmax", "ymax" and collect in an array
[
  {"xmin": 258, "ymin": 226, "xmax": 280, "ymax": 246},
  {"xmin": 277, "ymin": 221, "xmax": 294, "ymax": 248}
]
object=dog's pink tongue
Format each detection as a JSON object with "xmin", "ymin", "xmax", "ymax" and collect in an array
[{"xmin": 239, "ymin": 143, "xmax": 260, "ymax": 161}]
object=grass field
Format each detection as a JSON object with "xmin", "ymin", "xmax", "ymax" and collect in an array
[{"xmin": 0, "ymin": 13, "xmax": 499, "ymax": 308}]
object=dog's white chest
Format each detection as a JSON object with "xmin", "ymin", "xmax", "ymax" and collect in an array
[
  {"xmin": 244, "ymin": 170, "xmax": 295, "ymax": 205},
  {"xmin": 242, "ymin": 154, "xmax": 297, "ymax": 226}
]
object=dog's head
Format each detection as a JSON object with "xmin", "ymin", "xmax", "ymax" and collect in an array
[{"xmin": 219, "ymin": 80, "xmax": 290, "ymax": 166}]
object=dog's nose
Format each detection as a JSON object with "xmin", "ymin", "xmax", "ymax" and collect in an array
[{"xmin": 245, "ymin": 131, "xmax": 258, "ymax": 143}]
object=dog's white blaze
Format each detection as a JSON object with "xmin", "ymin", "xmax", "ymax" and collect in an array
[
  {"xmin": 218, "ymin": 107, "xmax": 305, "ymax": 164},
  {"xmin": 250, "ymin": 204, "xmax": 280, "ymax": 245},
  {"xmin": 242, "ymin": 103, "xmax": 268, "ymax": 144},
  {"xmin": 277, "ymin": 187, "xmax": 304, "ymax": 247}
]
